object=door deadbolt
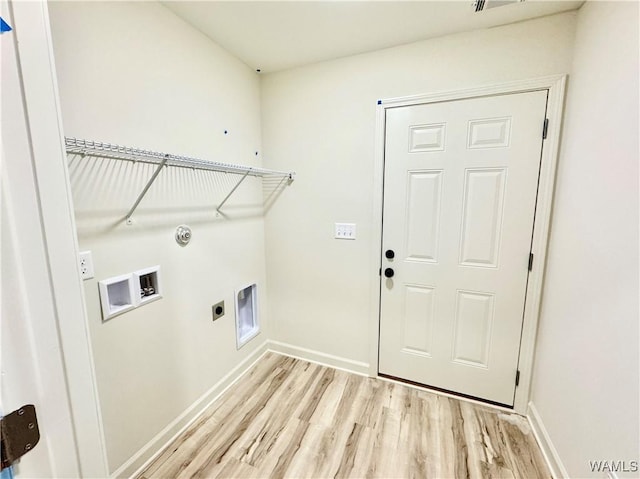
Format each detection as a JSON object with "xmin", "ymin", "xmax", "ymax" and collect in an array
[{"xmin": 385, "ymin": 249, "xmax": 395, "ymax": 259}]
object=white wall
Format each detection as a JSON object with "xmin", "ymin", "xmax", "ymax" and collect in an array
[
  {"xmin": 49, "ymin": 2, "xmax": 269, "ymax": 473},
  {"xmin": 261, "ymin": 12, "xmax": 577, "ymax": 366},
  {"xmin": 530, "ymin": 2, "xmax": 639, "ymax": 477}
]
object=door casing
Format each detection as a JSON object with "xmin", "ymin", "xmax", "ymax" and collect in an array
[
  {"xmin": 8, "ymin": 1, "xmax": 109, "ymax": 476},
  {"xmin": 369, "ymin": 75, "xmax": 566, "ymax": 414}
]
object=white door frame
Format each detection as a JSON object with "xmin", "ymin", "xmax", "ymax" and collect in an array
[
  {"xmin": 9, "ymin": 1, "xmax": 108, "ymax": 476},
  {"xmin": 369, "ymin": 75, "xmax": 566, "ymax": 414}
]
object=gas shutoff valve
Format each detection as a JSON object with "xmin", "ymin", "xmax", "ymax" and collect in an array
[{"xmin": 175, "ymin": 225, "xmax": 192, "ymax": 246}]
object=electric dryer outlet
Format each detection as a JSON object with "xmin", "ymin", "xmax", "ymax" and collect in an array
[{"xmin": 212, "ymin": 301, "xmax": 225, "ymax": 321}]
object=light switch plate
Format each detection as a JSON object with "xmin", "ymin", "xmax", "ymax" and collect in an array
[{"xmin": 335, "ymin": 223, "xmax": 356, "ymax": 240}]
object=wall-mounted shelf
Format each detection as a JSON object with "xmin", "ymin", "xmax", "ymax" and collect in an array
[{"xmin": 65, "ymin": 137, "xmax": 295, "ymax": 222}]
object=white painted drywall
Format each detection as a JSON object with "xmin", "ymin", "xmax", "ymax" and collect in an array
[
  {"xmin": 48, "ymin": 2, "xmax": 269, "ymax": 472},
  {"xmin": 530, "ymin": 2, "xmax": 639, "ymax": 477},
  {"xmin": 261, "ymin": 13, "xmax": 577, "ymax": 366}
]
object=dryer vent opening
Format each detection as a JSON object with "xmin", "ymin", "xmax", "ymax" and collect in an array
[{"xmin": 236, "ymin": 283, "xmax": 259, "ymax": 348}]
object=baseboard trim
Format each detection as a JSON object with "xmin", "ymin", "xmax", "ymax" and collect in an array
[
  {"xmin": 113, "ymin": 341, "xmax": 269, "ymax": 479},
  {"xmin": 527, "ymin": 401, "xmax": 569, "ymax": 479},
  {"xmin": 267, "ymin": 340, "xmax": 370, "ymax": 376}
]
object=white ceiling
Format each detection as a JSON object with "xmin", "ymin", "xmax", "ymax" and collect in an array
[{"xmin": 163, "ymin": 1, "xmax": 583, "ymax": 73}]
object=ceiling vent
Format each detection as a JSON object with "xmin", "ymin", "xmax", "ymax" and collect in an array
[{"xmin": 474, "ymin": 0, "xmax": 524, "ymax": 12}]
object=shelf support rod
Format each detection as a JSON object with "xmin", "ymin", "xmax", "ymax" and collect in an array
[
  {"xmin": 216, "ymin": 169, "xmax": 252, "ymax": 213},
  {"xmin": 125, "ymin": 156, "xmax": 168, "ymax": 223}
]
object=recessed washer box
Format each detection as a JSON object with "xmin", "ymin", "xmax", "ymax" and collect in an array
[
  {"xmin": 98, "ymin": 273, "xmax": 136, "ymax": 321},
  {"xmin": 134, "ymin": 265, "xmax": 162, "ymax": 306},
  {"xmin": 235, "ymin": 283, "xmax": 259, "ymax": 349}
]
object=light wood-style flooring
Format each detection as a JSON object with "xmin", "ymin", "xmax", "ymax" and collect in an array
[{"xmin": 138, "ymin": 352, "xmax": 550, "ymax": 478}]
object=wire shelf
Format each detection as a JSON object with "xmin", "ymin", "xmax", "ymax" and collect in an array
[
  {"xmin": 65, "ymin": 137, "xmax": 293, "ymax": 178},
  {"xmin": 64, "ymin": 137, "xmax": 294, "ymax": 220}
]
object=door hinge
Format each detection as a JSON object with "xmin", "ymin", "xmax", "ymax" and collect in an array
[
  {"xmin": 528, "ymin": 253, "xmax": 534, "ymax": 271},
  {"xmin": 1, "ymin": 405, "xmax": 40, "ymax": 470},
  {"xmin": 515, "ymin": 370, "xmax": 521, "ymax": 387},
  {"xmin": 542, "ymin": 118, "xmax": 549, "ymax": 139}
]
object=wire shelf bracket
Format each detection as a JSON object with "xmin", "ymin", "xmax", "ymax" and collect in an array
[
  {"xmin": 215, "ymin": 169, "xmax": 251, "ymax": 215},
  {"xmin": 64, "ymin": 137, "xmax": 295, "ymax": 222}
]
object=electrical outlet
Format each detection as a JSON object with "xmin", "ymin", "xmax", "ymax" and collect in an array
[
  {"xmin": 335, "ymin": 223, "xmax": 356, "ymax": 240},
  {"xmin": 79, "ymin": 251, "xmax": 94, "ymax": 280}
]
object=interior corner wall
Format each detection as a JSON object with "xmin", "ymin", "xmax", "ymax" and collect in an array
[
  {"xmin": 48, "ymin": 2, "xmax": 268, "ymax": 473},
  {"xmin": 530, "ymin": 2, "xmax": 640, "ymax": 477},
  {"xmin": 260, "ymin": 12, "xmax": 577, "ymax": 366}
]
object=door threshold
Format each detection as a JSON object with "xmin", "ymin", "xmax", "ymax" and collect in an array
[{"xmin": 378, "ymin": 373, "xmax": 515, "ymax": 412}]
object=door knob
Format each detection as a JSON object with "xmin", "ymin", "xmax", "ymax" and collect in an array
[
  {"xmin": 385, "ymin": 249, "xmax": 395, "ymax": 259},
  {"xmin": 384, "ymin": 268, "xmax": 395, "ymax": 278}
]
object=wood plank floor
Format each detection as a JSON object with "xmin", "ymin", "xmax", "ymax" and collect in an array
[{"xmin": 138, "ymin": 353, "xmax": 550, "ymax": 479}]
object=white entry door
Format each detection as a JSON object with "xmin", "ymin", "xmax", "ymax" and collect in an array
[{"xmin": 379, "ymin": 91, "xmax": 548, "ymax": 406}]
